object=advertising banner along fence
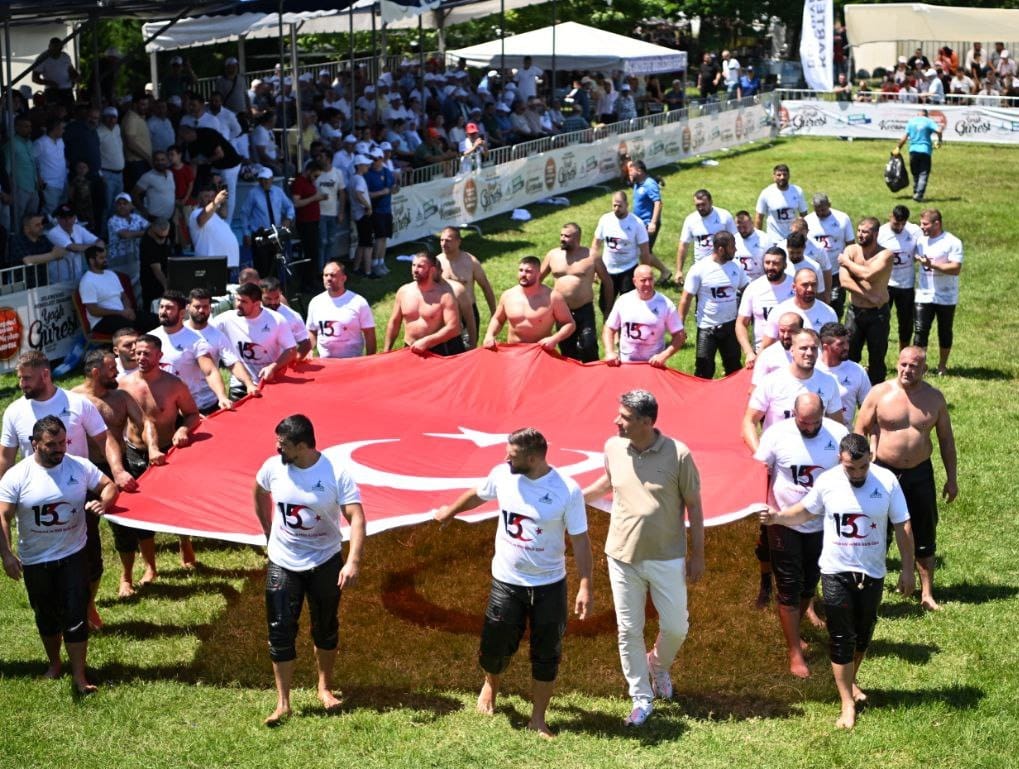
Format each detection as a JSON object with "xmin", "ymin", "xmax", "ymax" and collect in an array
[{"xmin": 109, "ymin": 345, "xmax": 767, "ymax": 544}]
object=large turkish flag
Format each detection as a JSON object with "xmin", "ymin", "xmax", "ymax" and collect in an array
[{"xmin": 107, "ymin": 345, "xmax": 766, "ymax": 544}]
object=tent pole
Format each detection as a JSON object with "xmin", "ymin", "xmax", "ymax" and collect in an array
[
  {"xmin": 90, "ymin": 11, "xmax": 101, "ymax": 107},
  {"xmin": 277, "ymin": 5, "xmax": 290, "ymax": 174},
  {"xmin": 150, "ymin": 51, "xmax": 159, "ymax": 99},
  {"xmin": 551, "ymin": 0, "xmax": 556, "ymax": 101},
  {"xmin": 436, "ymin": 9, "xmax": 446, "ymax": 55},
  {"xmin": 371, "ymin": 7, "xmax": 377, "ymax": 84},
  {"xmin": 500, "ymin": 0, "xmax": 505, "ymax": 75},
  {"xmin": 418, "ymin": 15, "xmax": 425, "ymax": 97},
  {"xmin": 349, "ymin": 2, "xmax": 355, "ymax": 98},
  {"xmin": 237, "ymin": 37, "xmax": 246, "ymax": 87},
  {"xmin": 291, "ymin": 22, "xmax": 303, "ymax": 173},
  {"xmin": 3, "ymin": 13, "xmax": 17, "ymax": 244}
]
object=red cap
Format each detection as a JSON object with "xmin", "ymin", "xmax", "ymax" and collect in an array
[{"xmin": 466, "ymin": 122, "xmax": 479, "ymax": 133}]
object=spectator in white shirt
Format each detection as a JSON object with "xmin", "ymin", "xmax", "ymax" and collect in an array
[{"xmin": 33, "ymin": 116, "xmax": 67, "ymax": 216}]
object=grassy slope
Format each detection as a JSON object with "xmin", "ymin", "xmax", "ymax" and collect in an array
[{"xmin": 1, "ymin": 137, "xmax": 1017, "ymax": 769}]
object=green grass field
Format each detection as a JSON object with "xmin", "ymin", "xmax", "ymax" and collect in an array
[{"xmin": 1, "ymin": 136, "xmax": 1018, "ymax": 769}]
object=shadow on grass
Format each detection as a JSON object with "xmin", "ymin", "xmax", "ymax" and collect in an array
[
  {"xmin": 101, "ymin": 619, "xmax": 203, "ymax": 640},
  {"xmin": 935, "ymin": 582, "xmax": 1019, "ymax": 604},
  {"xmin": 866, "ymin": 639, "xmax": 939, "ymax": 664},
  {"xmin": 939, "ymin": 366, "xmax": 1014, "ymax": 381},
  {"xmin": 95, "ymin": 579, "xmax": 243, "ymax": 606},
  {"xmin": 552, "ymin": 703, "xmax": 689, "ymax": 742},
  {"xmin": 862, "ymin": 684, "xmax": 983, "ymax": 710},
  {"xmin": 295, "ymin": 686, "xmax": 463, "ymax": 719}
]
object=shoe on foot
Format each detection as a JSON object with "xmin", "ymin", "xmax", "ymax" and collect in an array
[
  {"xmin": 648, "ymin": 652, "xmax": 673, "ymax": 700},
  {"xmin": 624, "ymin": 700, "xmax": 653, "ymax": 727}
]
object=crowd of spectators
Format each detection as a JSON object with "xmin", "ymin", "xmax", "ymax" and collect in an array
[{"xmin": 853, "ymin": 41, "xmax": 1019, "ymax": 105}]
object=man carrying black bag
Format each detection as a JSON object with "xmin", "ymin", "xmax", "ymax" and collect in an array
[
  {"xmin": 885, "ymin": 152, "xmax": 909, "ymax": 193},
  {"xmin": 893, "ymin": 109, "xmax": 943, "ymax": 202}
]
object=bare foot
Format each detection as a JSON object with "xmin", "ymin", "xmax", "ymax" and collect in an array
[
  {"xmin": 799, "ymin": 639, "xmax": 810, "ymax": 654},
  {"xmin": 118, "ymin": 580, "xmax": 135, "ymax": 599},
  {"xmin": 754, "ymin": 587, "xmax": 772, "ymax": 610},
  {"xmin": 75, "ymin": 681, "xmax": 98, "ymax": 696},
  {"xmin": 921, "ymin": 595, "xmax": 942, "ymax": 611},
  {"xmin": 181, "ymin": 561, "xmax": 198, "ymax": 571},
  {"xmin": 179, "ymin": 539, "xmax": 196, "ymax": 568},
  {"xmin": 526, "ymin": 720, "xmax": 556, "ymax": 739},
  {"xmin": 835, "ymin": 704, "xmax": 856, "ymax": 729},
  {"xmin": 852, "ymin": 685, "xmax": 868, "ymax": 705},
  {"xmin": 804, "ymin": 603, "xmax": 825, "ymax": 629},
  {"xmin": 44, "ymin": 663, "xmax": 62, "ymax": 680},
  {"xmin": 88, "ymin": 603, "xmax": 104, "ymax": 632},
  {"xmin": 264, "ymin": 706, "xmax": 291, "ymax": 727},
  {"xmin": 788, "ymin": 652, "xmax": 810, "ymax": 679},
  {"xmin": 318, "ymin": 690, "xmax": 343, "ymax": 713},
  {"xmin": 139, "ymin": 568, "xmax": 157, "ymax": 586},
  {"xmin": 476, "ymin": 681, "xmax": 496, "ymax": 715}
]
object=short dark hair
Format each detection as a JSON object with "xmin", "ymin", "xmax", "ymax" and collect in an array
[
  {"xmin": 160, "ymin": 289, "xmax": 187, "ymax": 310},
  {"xmin": 519, "ymin": 255, "xmax": 541, "ymax": 270},
  {"xmin": 85, "ymin": 245, "xmax": 105, "ymax": 262},
  {"xmin": 891, "ymin": 204, "xmax": 910, "ymax": 222},
  {"xmin": 713, "ymin": 231, "xmax": 735, "ymax": 251},
  {"xmin": 840, "ymin": 433, "xmax": 871, "ymax": 460},
  {"xmin": 259, "ymin": 277, "xmax": 282, "ymax": 294},
  {"xmin": 415, "ymin": 251, "xmax": 439, "ymax": 268},
  {"xmin": 275, "ymin": 414, "xmax": 316, "ymax": 448},
  {"xmin": 693, "ymin": 188, "xmax": 712, "ymax": 202},
  {"xmin": 786, "ymin": 231, "xmax": 806, "ymax": 249},
  {"xmin": 32, "ymin": 415, "xmax": 66, "ymax": 443},
  {"xmin": 507, "ymin": 427, "xmax": 547, "ymax": 457},
  {"xmin": 773, "ymin": 163, "xmax": 790, "ymax": 173},
  {"xmin": 819, "ymin": 322, "xmax": 848, "ymax": 345},
  {"xmin": 237, "ymin": 282, "xmax": 263, "ymax": 301},
  {"xmin": 136, "ymin": 333, "xmax": 163, "ymax": 350},
  {"xmin": 17, "ymin": 351, "xmax": 50, "ymax": 371},
  {"xmin": 764, "ymin": 246, "xmax": 788, "ymax": 264},
  {"xmin": 188, "ymin": 287, "xmax": 212, "ymax": 302},
  {"xmin": 83, "ymin": 348, "xmax": 112, "ymax": 375},
  {"xmin": 113, "ymin": 327, "xmax": 138, "ymax": 344}
]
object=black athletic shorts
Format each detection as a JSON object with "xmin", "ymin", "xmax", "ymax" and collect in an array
[
  {"xmin": 767, "ymin": 525, "xmax": 823, "ymax": 606},
  {"xmin": 372, "ymin": 211, "xmax": 393, "ymax": 239},
  {"xmin": 559, "ymin": 302, "xmax": 599, "ymax": 363},
  {"xmin": 479, "ymin": 577, "xmax": 568, "ymax": 682},
  {"xmin": 430, "ymin": 336, "xmax": 467, "ymax": 357},
  {"xmin": 265, "ymin": 551, "xmax": 343, "ymax": 663},
  {"xmin": 355, "ymin": 215, "xmax": 374, "ymax": 247},
  {"xmin": 84, "ymin": 460, "xmax": 111, "ymax": 583},
  {"xmin": 876, "ymin": 458, "xmax": 937, "ymax": 558},
  {"xmin": 821, "ymin": 571, "xmax": 884, "ymax": 665},
  {"xmin": 22, "ymin": 547, "xmax": 90, "ymax": 643},
  {"xmin": 109, "ymin": 444, "xmax": 155, "ymax": 552}
]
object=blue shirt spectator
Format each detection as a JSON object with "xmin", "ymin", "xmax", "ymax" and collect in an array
[{"xmin": 241, "ymin": 173, "xmax": 295, "ymax": 237}]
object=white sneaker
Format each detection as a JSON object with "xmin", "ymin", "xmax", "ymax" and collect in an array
[
  {"xmin": 648, "ymin": 652, "xmax": 673, "ymax": 700},
  {"xmin": 377, "ymin": 263, "xmax": 390, "ymax": 275},
  {"xmin": 624, "ymin": 700, "xmax": 653, "ymax": 727}
]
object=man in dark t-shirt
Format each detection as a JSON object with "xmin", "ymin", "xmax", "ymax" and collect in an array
[{"xmin": 139, "ymin": 219, "xmax": 172, "ymax": 309}]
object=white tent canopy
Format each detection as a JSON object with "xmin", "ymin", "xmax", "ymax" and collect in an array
[
  {"xmin": 446, "ymin": 21, "xmax": 687, "ymax": 75},
  {"xmin": 143, "ymin": 0, "xmax": 552, "ymax": 53},
  {"xmin": 844, "ymin": 3, "xmax": 1019, "ymax": 47}
]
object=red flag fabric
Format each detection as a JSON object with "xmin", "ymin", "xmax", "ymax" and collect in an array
[{"xmin": 107, "ymin": 344, "xmax": 765, "ymax": 544}]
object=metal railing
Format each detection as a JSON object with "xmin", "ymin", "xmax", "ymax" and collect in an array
[{"xmin": 776, "ymin": 87, "xmax": 1019, "ymax": 108}]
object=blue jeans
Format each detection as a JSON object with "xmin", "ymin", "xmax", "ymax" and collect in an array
[
  {"xmin": 319, "ymin": 215, "xmax": 339, "ymax": 268},
  {"xmin": 909, "ymin": 152, "xmax": 932, "ymax": 198}
]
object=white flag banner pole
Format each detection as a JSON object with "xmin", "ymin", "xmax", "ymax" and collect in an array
[{"xmin": 800, "ymin": 0, "xmax": 833, "ymax": 91}]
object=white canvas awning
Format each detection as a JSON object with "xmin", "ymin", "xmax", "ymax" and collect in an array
[
  {"xmin": 844, "ymin": 3, "xmax": 1019, "ymax": 47},
  {"xmin": 446, "ymin": 21, "xmax": 687, "ymax": 75}
]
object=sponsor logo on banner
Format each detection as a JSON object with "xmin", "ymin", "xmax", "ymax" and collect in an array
[
  {"xmin": 525, "ymin": 175, "xmax": 543, "ymax": 193},
  {"xmin": 617, "ymin": 140, "xmax": 628, "ymax": 160},
  {"xmin": 779, "ymin": 107, "xmax": 791, "ymax": 129},
  {"xmin": 665, "ymin": 140, "xmax": 680, "ymax": 155},
  {"xmin": 463, "ymin": 178, "xmax": 477, "ymax": 215},
  {"xmin": 440, "ymin": 199, "xmax": 461, "ymax": 219},
  {"xmin": 558, "ymin": 153, "xmax": 577, "ymax": 185},
  {"xmin": 599, "ymin": 156, "xmax": 617, "ymax": 173},
  {"xmin": 506, "ymin": 174, "xmax": 524, "ymax": 195},
  {"xmin": 480, "ymin": 179, "xmax": 503, "ymax": 211},
  {"xmin": 929, "ymin": 111, "xmax": 948, "ymax": 133},
  {"xmin": 692, "ymin": 124, "xmax": 706, "ymax": 149},
  {"xmin": 878, "ymin": 117, "xmax": 909, "ymax": 132},
  {"xmin": 953, "ymin": 111, "xmax": 991, "ymax": 136},
  {"xmin": 394, "ymin": 203, "xmax": 412, "ymax": 233},
  {"xmin": 414, "ymin": 198, "xmax": 438, "ymax": 225},
  {"xmin": 0, "ymin": 307, "xmax": 24, "ymax": 360},
  {"xmin": 28, "ymin": 290, "xmax": 77, "ymax": 354},
  {"xmin": 791, "ymin": 106, "xmax": 828, "ymax": 129},
  {"xmin": 847, "ymin": 113, "xmax": 872, "ymax": 125},
  {"xmin": 649, "ymin": 140, "xmax": 665, "ymax": 158},
  {"xmin": 682, "ymin": 125, "xmax": 692, "ymax": 152},
  {"xmin": 544, "ymin": 158, "xmax": 557, "ymax": 190},
  {"xmin": 735, "ymin": 113, "xmax": 744, "ymax": 139},
  {"xmin": 580, "ymin": 154, "xmax": 598, "ymax": 177}
]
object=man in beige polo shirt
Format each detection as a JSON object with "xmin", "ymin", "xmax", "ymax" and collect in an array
[{"xmin": 584, "ymin": 389, "xmax": 704, "ymax": 727}]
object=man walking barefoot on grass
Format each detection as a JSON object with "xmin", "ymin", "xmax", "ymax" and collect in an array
[
  {"xmin": 435, "ymin": 428, "xmax": 593, "ymax": 738},
  {"xmin": 254, "ymin": 414, "xmax": 365, "ymax": 726}
]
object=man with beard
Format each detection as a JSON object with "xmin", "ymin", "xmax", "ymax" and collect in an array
[
  {"xmin": 761, "ymin": 433, "xmax": 914, "ymax": 729},
  {"xmin": 435, "ymin": 428, "xmax": 592, "ymax": 738},
  {"xmin": 2, "ymin": 352, "xmax": 135, "ymax": 622},
  {"xmin": 149, "ymin": 291, "xmax": 232, "ymax": 416},
  {"xmin": 755, "ymin": 393, "xmax": 848, "ymax": 678},
  {"xmin": 184, "ymin": 288, "xmax": 259, "ymax": 398},
  {"xmin": 590, "ymin": 191, "xmax": 652, "ymax": 315},
  {"xmin": 211, "ymin": 282, "xmax": 297, "ymax": 398},
  {"xmin": 817, "ymin": 323, "xmax": 871, "ymax": 426},
  {"xmin": 582, "ymin": 390, "xmax": 703, "ymax": 727},
  {"xmin": 780, "ymin": 230, "xmax": 827, "ymax": 299},
  {"xmin": 73, "ymin": 350, "xmax": 161, "ymax": 597},
  {"xmin": 743, "ymin": 329, "xmax": 844, "ymax": 453},
  {"xmin": 305, "ymin": 262, "xmax": 376, "ymax": 359},
  {"xmin": 678, "ymin": 231, "xmax": 748, "ymax": 379},
  {"xmin": 254, "ymin": 414, "xmax": 366, "ymax": 727},
  {"xmin": 484, "ymin": 257, "xmax": 575, "ymax": 352},
  {"xmin": 837, "ymin": 218, "xmax": 894, "ymax": 384},
  {"xmin": 541, "ymin": 222, "xmax": 612, "ymax": 362},
  {"xmin": 737, "ymin": 247, "xmax": 795, "ymax": 365},
  {"xmin": 733, "ymin": 209, "xmax": 771, "ymax": 281},
  {"xmin": 78, "ymin": 245, "xmax": 158, "ymax": 334},
  {"xmin": 628, "ymin": 160, "xmax": 663, "ymax": 253},
  {"xmin": 260, "ymin": 278, "xmax": 312, "ymax": 360},
  {"xmin": 913, "ymin": 209, "xmax": 963, "ymax": 376},
  {"xmin": 805, "ymin": 195, "xmax": 855, "ymax": 316},
  {"xmin": 0, "ymin": 415, "xmax": 117, "ymax": 696},
  {"xmin": 761, "ymin": 269, "xmax": 838, "ymax": 347},
  {"xmin": 675, "ymin": 189, "xmax": 736, "ymax": 284},
  {"xmin": 855, "ymin": 347, "xmax": 957, "ymax": 611},
  {"xmin": 603, "ymin": 265, "xmax": 685, "ymax": 367},
  {"xmin": 877, "ymin": 206, "xmax": 921, "ymax": 352},
  {"xmin": 755, "ymin": 164, "xmax": 808, "ymax": 241},
  {"xmin": 437, "ymin": 226, "xmax": 497, "ymax": 344},
  {"xmin": 384, "ymin": 252, "xmax": 463, "ymax": 356}
]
